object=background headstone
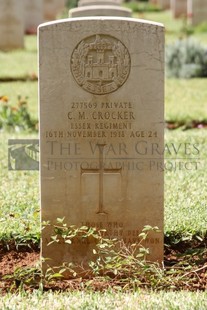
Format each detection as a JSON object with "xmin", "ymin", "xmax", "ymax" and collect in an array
[
  {"xmin": 149, "ymin": 0, "xmax": 158, "ymax": 5},
  {"xmin": 158, "ymin": 0, "xmax": 170, "ymax": 10},
  {"xmin": 43, "ymin": 0, "xmax": 66, "ymax": 22},
  {"xmin": 78, "ymin": 0, "xmax": 122, "ymax": 6},
  {"xmin": 39, "ymin": 17, "xmax": 164, "ymax": 275},
  {"xmin": 0, "ymin": 0, "xmax": 24, "ymax": 50},
  {"xmin": 187, "ymin": 0, "xmax": 207, "ymax": 26},
  {"xmin": 171, "ymin": 0, "xmax": 187, "ymax": 18},
  {"xmin": 69, "ymin": 5, "xmax": 132, "ymax": 17},
  {"xmin": 24, "ymin": 0, "xmax": 44, "ymax": 34}
]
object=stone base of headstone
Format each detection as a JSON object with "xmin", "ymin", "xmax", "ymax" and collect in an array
[{"xmin": 69, "ymin": 5, "xmax": 132, "ymax": 18}]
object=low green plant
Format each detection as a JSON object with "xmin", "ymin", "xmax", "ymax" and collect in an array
[
  {"xmin": 124, "ymin": 1, "xmax": 161, "ymax": 13},
  {"xmin": 0, "ymin": 95, "xmax": 38, "ymax": 132},
  {"xmin": 3, "ymin": 266, "xmax": 41, "ymax": 290},
  {"xmin": 166, "ymin": 39, "xmax": 207, "ymax": 78},
  {"xmin": 44, "ymin": 219, "xmax": 164, "ymax": 288},
  {"xmin": 41, "ymin": 219, "xmax": 207, "ymax": 291},
  {"xmin": 66, "ymin": 0, "xmax": 78, "ymax": 9}
]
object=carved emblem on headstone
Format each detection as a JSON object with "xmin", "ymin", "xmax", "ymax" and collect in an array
[{"xmin": 71, "ymin": 34, "xmax": 131, "ymax": 95}]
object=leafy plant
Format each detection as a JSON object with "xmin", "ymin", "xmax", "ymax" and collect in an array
[
  {"xmin": 66, "ymin": 0, "xmax": 78, "ymax": 9},
  {"xmin": 166, "ymin": 39, "xmax": 207, "ymax": 78},
  {"xmin": 44, "ymin": 219, "xmax": 163, "ymax": 288},
  {"xmin": 124, "ymin": 1, "xmax": 161, "ymax": 13},
  {"xmin": 3, "ymin": 266, "xmax": 41, "ymax": 290},
  {"xmin": 0, "ymin": 95, "xmax": 38, "ymax": 132}
]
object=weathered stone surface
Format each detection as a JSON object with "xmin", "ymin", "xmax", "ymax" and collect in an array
[
  {"xmin": 69, "ymin": 5, "xmax": 132, "ymax": 17},
  {"xmin": 187, "ymin": 0, "xmax": 207, "ymax": 26},
  {"xmin": 39, "ymin": 17, "xmax": 164, "ymax": 275},
  {"xmin": 24, "ymin": 0, "xmax": 44, "ymax": 34},
  {"xmin": 0, "ymin": 0, "xmax": 24, "ymax": 50},
  {"xmin": 171, "ymin": 0, "xmax": 187, "ymax": 18}
]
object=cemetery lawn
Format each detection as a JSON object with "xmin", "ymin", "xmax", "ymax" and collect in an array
[
  {"xmin": 0, "ymin": 291, "xmax": 207, "ymax": 309},
  {"xmin": 1, "ymin": 10, "xmax": 207, "ymax": 302}
]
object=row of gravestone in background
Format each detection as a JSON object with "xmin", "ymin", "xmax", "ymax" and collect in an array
[
  {"xmin": 1, "ymin": 0, "xmax": 206, "ymax": 50},
  {"xmin": 69, "ymin": 0, "xmax": 207, "ymax": 23},
  {"xmin": 150, "ymin": 0, "xmax": 207, "ymax": 25},
  {"xmin": 69, "ymin": 0, "xmax": 132, "ymax": 18},
  {"xmin": 0, "ymin": 0, "xmax": 66, "ymax": 50}
]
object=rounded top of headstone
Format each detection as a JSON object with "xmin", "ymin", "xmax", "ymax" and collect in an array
[{"xmin": 38, "ymin": 16, "xmax": 164, "ymax": 31}]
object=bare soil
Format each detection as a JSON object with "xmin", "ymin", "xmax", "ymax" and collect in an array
[{"xmin": 0, "ymin": 241, "xmax": 206, "ymax": 294}]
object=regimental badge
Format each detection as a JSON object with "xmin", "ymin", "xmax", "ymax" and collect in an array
[{"xmin": 71, "ymin": 34, "xmax": 131, "ymax": 95}]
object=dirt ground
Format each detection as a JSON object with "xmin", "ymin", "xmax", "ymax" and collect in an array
[{"xmin": 0, "ymin": 241, "xmax": 206, "ymax": 293}]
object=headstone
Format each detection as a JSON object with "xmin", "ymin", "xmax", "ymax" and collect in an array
[
  {"xmin": 78, "ymin": 0, "xmax": 122, "ymax": 6},
  {"xmin": 187, "ymin": 0, "xmax": 207, "ymax": 26},
  {"xmin": 43, "ymin": 0, "xmax": 66, "ymax": 22},
  {"xmin": 69, "ymin": 5, "xmax": 132, "ymax": 17},
  {"xmin": 149, "ymin": 0, "xmax": 158, "ymax": 5},
  {"xmin": 171, "ymin": 0, "xmax": 187, "ymax": 18},
  {"xmin": 24, "ymin": 0, "xmax": 44, "ymax": 34},
  {"xmin": 39, "ymin": 17, "xmax": 164, "ymax": 276},
  {"xmin": 158, "ymin": 0, "xmax": 170, "ymax": 10},
  {"xmin": 0, "ymin": 0, "xmax": 24, "ymax": 50}
]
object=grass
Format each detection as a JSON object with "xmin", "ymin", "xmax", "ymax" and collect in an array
[
  {"xmin": 0, "ymin": 290, "xmax": 207, "ymax": 309},
  {"xmin": 165, "ymin": 79, "xmax": 207, "ymax": 123},
  {"xmin": 134, "ymin": 10, "xmax": 207, "ymax": 45},
  {"xmin": 0, "ymin": 133, "xmax": 39, "ymax": 244},
  {"xmin": 165, "ymin": 130, "xmax": 207, "ymax": 238},
  {"xmin": 0, "ymin": 37, "xmax": 37, "ymax": 80}
]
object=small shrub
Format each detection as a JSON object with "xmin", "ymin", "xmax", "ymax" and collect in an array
[
  {"xmin": 66, "ymin": 0, "xmax": 78, "ymax": 9},
  {"xmin": 124, "ymin": 1, "xmax": 161, "ymax": 13},
  {"xmin": 44, "ymin": 219, "xmax": 162, "ymax": 288},
  {"xmin": 0, "ymin": 95, "xmax": 38, "ymax": 132},
  {"xmin": 166, "ymin": 39, "xmax": 207, "ymax": 78}
]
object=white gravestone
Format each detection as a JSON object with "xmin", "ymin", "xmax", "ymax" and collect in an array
[
  {"xmin": 43, "ymin": 0, "xmax": 66, "ymax": 21},
  {"xmin": 187, "ymin": 0, "xmax": 207, "ymax": 26},
  {"xmin": 24, "ymin": 0, "xmax": 44, "ymax": 34},
  {"xmin": 0, "ymin": 0, "xmax": 24, "ymax": 50},
  {"xmin": 158, "ymin": 0, "xmax": 170, "ymax": 10},
  {"xmin": 171, "ymin": 0, "xmax": 187, "ymax": 18},
  {"xmin": 39, "ymin": 17, "xmax": 164, "ymax": 276}
]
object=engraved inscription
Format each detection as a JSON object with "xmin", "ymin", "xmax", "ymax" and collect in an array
[
  {"xmin": 81, "ymin": 144, "xmax": 122, "ymax": 214},
  {"xmin": 71, "ymin": 34, "xmax": 131, "ymax": 95}
]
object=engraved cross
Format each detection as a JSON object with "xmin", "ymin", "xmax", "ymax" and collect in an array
[{"xmin": 81, "ymin": 144, "xmax": 122, "ymax": 215}]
